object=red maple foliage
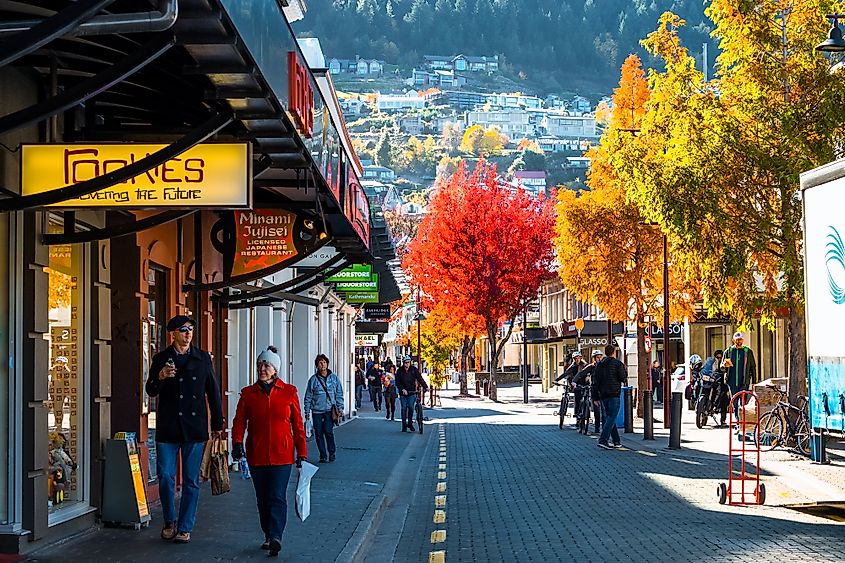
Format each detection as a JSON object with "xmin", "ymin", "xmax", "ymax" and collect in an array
[{"xmin": 405, "ymin": 161, "xmax": 556, "ymax": 400}]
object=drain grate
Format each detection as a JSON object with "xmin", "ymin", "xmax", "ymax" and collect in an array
[{"xmin": 785, "ymin": 502, "xmax": 845, "ymax": 522}]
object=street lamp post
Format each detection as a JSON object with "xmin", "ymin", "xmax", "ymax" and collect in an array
[{"xmin": 663, "ymin": 232, "xmax": 671, "ymax": 429}]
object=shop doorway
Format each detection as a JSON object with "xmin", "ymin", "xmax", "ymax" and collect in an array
[{"xmin": 144, "ymin": 265, "xmax": 168, "ymax": 483}]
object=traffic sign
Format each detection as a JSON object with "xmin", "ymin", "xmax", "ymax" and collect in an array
[
  {"xmin": 644, "ymin": 335, "xmax": 652, "ymax": 353},
  {"xmin": 574, "ymin": 318, "xmax": 585, "ymax": 331}
]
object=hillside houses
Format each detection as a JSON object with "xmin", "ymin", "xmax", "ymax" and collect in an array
[
  {"xmin": 328, "ymin": 56, "xmax": 384, "ymax": 76},
  {"xmin": 424, "ymin": 54, "xmax": 499, "ymax": 73}
]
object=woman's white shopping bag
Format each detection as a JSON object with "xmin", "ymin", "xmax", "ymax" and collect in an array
[
  {"xmin": 304, "ymin": 418, "xmax": 314, "ymax": 438},
  {"xmin": 295, "ymin": 461, "xmax": 319, "ymax": 522}
]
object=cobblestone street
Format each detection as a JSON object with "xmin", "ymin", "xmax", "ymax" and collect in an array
[{"xmin": 27, "ymin": 387, "xmax": 845, "ymax": 562}]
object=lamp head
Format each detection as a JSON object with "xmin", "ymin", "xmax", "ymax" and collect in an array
[{"xmin": 816, "ymin": 17, "xmax": 845, "ymax": 53}]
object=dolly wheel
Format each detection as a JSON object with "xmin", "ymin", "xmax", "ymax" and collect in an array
[
  {"xmin": 757, "ymin": 483, "xmax": 766, "ymax": 505},
  {"xmin": 717, "ymin": 483, "xmax": 727, "ymax": 505}
]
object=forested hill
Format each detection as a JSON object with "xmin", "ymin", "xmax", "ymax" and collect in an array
[{"xmin": 294, "ymin": 0, "xmax": 714, "ymax": 93}]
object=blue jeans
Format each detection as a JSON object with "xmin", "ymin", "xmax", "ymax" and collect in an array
[
  {"xmin": 250, "ymin": 464, "xmax": 293, "ymax": 542},
  {"xmin": 312, "ymin": 412, "xmax": 336, "ymax": 460},
  {"xmin": 399, "ymin": 394, "xmax": 417, "ymax": 430},
  {"xmin": 355, "ymin": 385, "xmax": 364, "ymax": 409},
  {"xmin": 599, "ymin": 397, "xmax": 621, "ymax": 446},
  {"xmin": 156, "ymin": 441, "xmax": 205, "ymax": 532}
]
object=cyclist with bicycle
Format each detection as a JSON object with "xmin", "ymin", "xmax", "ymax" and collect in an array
[
  {"xmin": 721, "ymin": 332, "xmax": 758, "ymax": 427},
  {"xmin": 573, "ymin": 350, "xmax": 603, "ymax": 433},
  {"xmin": 396, "ymin": 355, "xmax": 428, "ymax": 433},
  {"xmin": 554, "ymin": 352, "xmax": 584, "ymax": 424}
]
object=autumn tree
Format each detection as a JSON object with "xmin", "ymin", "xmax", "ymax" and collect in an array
[
  {"xmin": 459, "ymin": 124, "xmax": 484, "ymax": 154},
  {"xmin": 553, "ymin": 54, "xmax": 697, "ymax": 412},
  {"xmin": 624, "ymin": 9, "xmax": 845, "ymax": 401},
  {"xmin": 406, "ymin": 161, "xmax": 556, "ymax": 401},
  {"xmin": 375, "ymin": 127, "xmax": 392, "ymax": 167},
  {"xmin": 410, "ymin": 302, "xmax": 462, "ymax": 404}
]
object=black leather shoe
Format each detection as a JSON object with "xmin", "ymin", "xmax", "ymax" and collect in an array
[
  {"xmin": 319, "ymin": 458, "xmax": 327, "ymax": 463},
  {"xmin": 268, "ymin": 538, "xmax": 281, "ymax": 557},
  {"xmin": 329, "ymin": 453, "xmax": 336, "ymax": 462},
  {"xmin": 261, "ymin": 540, "xmax": 271, "ymax": 550}
]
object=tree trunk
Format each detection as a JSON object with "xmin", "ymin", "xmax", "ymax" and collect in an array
[
  {"xmin": 787, "ymin": 304, "xmax": 807, "ymax": 405},
  {"xmin": 636, "ymin": 317, "xmax": 648, "ymax": 418},
  {"xmin": 459, "ymin": 336, "xmax": 471, "ymax": 395},
  {"xmin": 488, "ymin": 326, "xmax": 498, "ymax": 402}
]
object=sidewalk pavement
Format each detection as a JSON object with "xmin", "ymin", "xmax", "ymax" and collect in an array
[
  {"xmin": 496, "ymin": 382, "xmax": 845, "ymax": 507},
  {"xmin": 26, "ymin": 405, "xmax": 433, "ymax": 563}
]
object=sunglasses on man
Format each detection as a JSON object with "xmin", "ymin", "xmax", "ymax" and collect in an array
[{"xmin": 178, "ymin": 325, "xmax": 194, "ymax": 333}]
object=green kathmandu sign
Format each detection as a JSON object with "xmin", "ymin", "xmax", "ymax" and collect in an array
[{"xmin": 344, "ymin": 291, "xmax": 379, "ymax": 304}]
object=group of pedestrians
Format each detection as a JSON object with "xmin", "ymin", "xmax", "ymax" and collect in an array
[
  {"xmin": 356, "ymin": 355, "xmax": 429, "ymax": 432},
  {"xmin": 145, "ymin": 314, "xmax": 346, "ymax": 558}
]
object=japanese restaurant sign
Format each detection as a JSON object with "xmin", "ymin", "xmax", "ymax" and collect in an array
[
  {"xmin": 21, "ymin": 143, "xmax": 250, "ymax": 208},
  {"xmin": 231, "ymin": 210, "xmax": 299, "ymax": 277}
]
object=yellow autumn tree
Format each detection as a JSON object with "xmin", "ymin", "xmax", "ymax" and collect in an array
[
  {"xmin": 459, "ymin": 125, "xmax": 484, "ymax": 153},
  {"xmin": 554, "ymin": 54, "xmax": 697, "ymax": 411}
]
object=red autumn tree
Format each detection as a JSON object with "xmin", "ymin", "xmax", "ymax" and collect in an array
[{"xmin": 405, "ymin": 161, "xmax": 556, "ymax": 401}]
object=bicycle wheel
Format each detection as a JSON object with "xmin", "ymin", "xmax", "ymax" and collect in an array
[
  {"xmin": 793, "ymin": 415, "xmax": 811, "ymax": 456},
  {"xmin": 758, "ymin": 411, "xmax": 784, "ymax": 451}
]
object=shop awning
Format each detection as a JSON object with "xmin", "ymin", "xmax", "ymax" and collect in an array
[{"xmin": 0, "ymin": 0, "xmax": 373, "ymax": 266}]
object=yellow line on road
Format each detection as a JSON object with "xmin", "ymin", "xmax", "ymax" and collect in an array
[
  {"xmin": 436, "ymin": 482, "xmax": 446, "ymax": 492},
  {"xmin": 435, "ymin": 495, "xmax": 446, "ymax": 507},
  {"xmin": 438, "ymin": 471, "xmax": 447, "ymax": 479},
  {"xmin": 439, "ymin": 463, "xmax": 447, "ymax": 470},
  {"xmin": 431, "ymin": 530, "xmax": 446, "ymax": 543},
  {"xmin": 429, "ymin": 551, "xmax": 445, "ymax": 563},
  {"xmin": 433, "ymin": 509, "xmax": 446, "ymax": 523}
]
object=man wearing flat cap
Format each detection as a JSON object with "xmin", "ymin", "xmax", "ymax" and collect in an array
[
  {"xmin": 145, "ymin": 314, "xmax": 224, "ymax": 544},
  {"xmin": 721, "ymin": 331, "xmax": 758, "ymax": 427}
]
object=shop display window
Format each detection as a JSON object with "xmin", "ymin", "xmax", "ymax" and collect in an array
[{"xmin": 45, "ymin": 219, "xmax": 84, "ymax": 514}]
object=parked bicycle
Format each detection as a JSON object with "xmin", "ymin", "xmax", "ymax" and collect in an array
[
  {"xmin": 553, "ymin": 382, "xmax": 571, "ymax": 429},
  {"xmin": 757, "ymin": 385, "xmax": 810, "ymax": 456}
]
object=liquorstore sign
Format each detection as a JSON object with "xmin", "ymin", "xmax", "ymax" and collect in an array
[{"xmin": 21, "ymin": 143, "xmax": 251, "ymax": 208}]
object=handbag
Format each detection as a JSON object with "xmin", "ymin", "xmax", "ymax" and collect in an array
[
  {"xmin": 316, "ymin": 375, "xmax": 342, "ymax": 426},
  {"xmin": 200, "ymin": 433, "xmax": 230, "ymax": 496}
]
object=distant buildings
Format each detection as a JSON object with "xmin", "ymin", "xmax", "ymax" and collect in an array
[
  {"xmin": 328, "ymin": 56, "xmax": 384, "ymax": 76},
  {"xmin": 411, "ymin": 69, "xmax": 466, "ymax": 89},
  {"xmin": 513, "ymin": 171, "xmax": 547, "ymax": 196},
  {"xmin": 362, "ymin": 165, "xmax": 396, "ymax": 182},
  {"xmin": 376, "ymin": 93, "xmax": 426, "ymax": 112},
  {"xmin": 424, "ymin": 54, "xmax": 499, "ymax": 73},
  {"xmin": 465, "ymin": 109, "xmax": 533, "ymax": 138}
]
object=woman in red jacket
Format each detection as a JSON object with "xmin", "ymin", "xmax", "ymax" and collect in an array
[{"xmin": 232, "ymin": 346, "xmax": 307, "ymax": 557}]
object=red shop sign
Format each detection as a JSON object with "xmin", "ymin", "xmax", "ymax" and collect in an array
[{"xmin": 288, "ymin": 51, "xmax": 314, "ymax": 138}]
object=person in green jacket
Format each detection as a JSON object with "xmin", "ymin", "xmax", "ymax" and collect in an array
[{"xmin": 721, "ymin": 331, "xmax": 758, "ymax": 425}]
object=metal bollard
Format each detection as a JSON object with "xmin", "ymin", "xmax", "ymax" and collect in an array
[
  {"xmin": 642, "ymin": 389, "xmax": 654, "ymax": 440},
  {"xmin": 668, "ymin": 392, "xmax": 682, "ymax": 449},
  {"xmin": 624, "ymin": 387, "xmax": 634, "ymax": 433}
]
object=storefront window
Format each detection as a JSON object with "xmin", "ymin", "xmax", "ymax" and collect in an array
[
  {"xmin": 145, "ymin": 266, "xmax": 168, "ymax": 483},
  {"xmin": 45, "ymin": 220, "xmax": 84, "ymax": 514}
]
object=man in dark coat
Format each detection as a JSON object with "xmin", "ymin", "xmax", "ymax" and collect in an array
[
  {"xmin": 591, "ymin": 344, "xmax": 628, "ymax": 450},
  {"xmin": 145, "ymin": 315, "xmax": 224, "ymax": 543},
  {"xmin": 722, "ymin": 332, "xmax": 758, "ymax": 426},
  {"xmin": 395, "ymin": 356, "xmax": 428, "ymax": 432}
]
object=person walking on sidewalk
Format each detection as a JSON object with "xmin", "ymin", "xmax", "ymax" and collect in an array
[
  {"xmin": 722, "ymin": 332, "xmax": 758, "ymax": 426},
  {"xmin": 573, "ymin": 349, "xmax": 604, "ymax": 433},
  {"xmin": 396, "ymin": 356, "xmax": 428, "ymax": 432},
  {"xmin": 231, "ymin": 346, "xmax": 307, "ymax": 557},
  {"xmin": 366, "ymin": 362, "xmax": 383, "ymax": 411},
  {"xmin": 650, "ymin": 360, "xmax": 663, "ymax": 405},
  {"xmin": 304, "ymin": 354, "xmax": 344, "ymax": 463},
  {"xmin": 383, "ymin": 366, "xmax": 398, "ymax": 421},
  {"xmin": 144, "ymin": 315, "xmax": 224, "ymax": 544},
  {"xmin": 354, "ymin": 364, "xmax": 365, "ymax": 410},
  {"xmin": 591, "ymin": 344, "xmax": 628, "ymax": 450}
]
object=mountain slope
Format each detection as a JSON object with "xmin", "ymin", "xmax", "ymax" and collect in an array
[{"xmin": 294, "ymin": 0, "xmax": 714, "ymax": 93}]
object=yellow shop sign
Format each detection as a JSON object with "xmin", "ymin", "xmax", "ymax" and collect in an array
[{"xmin": 21, "ymin": 143, "xmax": 251, "ymax": 208}]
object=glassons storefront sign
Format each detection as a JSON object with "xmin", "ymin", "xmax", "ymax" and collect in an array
[{"xmin": 21, "ymin": 143, "xmax": 250, "ymax": 208}]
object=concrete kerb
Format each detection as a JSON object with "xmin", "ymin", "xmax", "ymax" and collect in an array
[{"xmin": 336, "ymin": 493, "xmax": 389, "ymax": 563}]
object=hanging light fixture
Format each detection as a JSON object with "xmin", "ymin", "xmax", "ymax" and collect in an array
[{"xmin": 816, "ymin": 15, "xmax": 845, "ymax": 53}]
